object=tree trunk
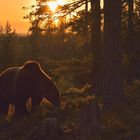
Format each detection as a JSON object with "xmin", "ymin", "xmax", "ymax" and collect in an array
[
  {"xmin": 128, "ymin": 0, "xmax": 134, "ymax": 36},
  {"xmin": 127, "ymin": 0, "xmax": 134, "ymax": 84},
  {"xmin": 85, "ymin": 0, "xmax": 88, "ymax": 34},
  {"xmin": 103, "ymin": 0, "xmax": 123, "ymax": 110},
  {"xmin": 90, "ymin": 0, "xmax": 102, "ymax": 96},
  {"xmin": 84, "ymin": 0, "xmax": 89, "ymax": 44}
]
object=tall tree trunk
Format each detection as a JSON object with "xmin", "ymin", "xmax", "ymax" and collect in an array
[
  {"xmin": 103, "ymin": 0, "xmax": 123, "ymax": 110},
  {"xmin": 85, "ymin": 0, "xmax": 88, "ymax": 26},
  {"xmin": 85, "ymin": 0, "xmax": 88, "ymax": 12},
  {"xmin": 84, "ymin": 0, "xmax": 89, "ymax": 42},
  {"xmin": 90, "ymin": 0, "xmax": 102, "ymax": 96},
  {"xmin": 128, "ymin": 0, "xmax": 134, "ymax": 36},
  {"xmin": 127, "ymin": 0, "xmax": 134, "ymax": 53},
  {"xmin": 127, "ymin": 0, "xmax": 134, "ymax": 84}
]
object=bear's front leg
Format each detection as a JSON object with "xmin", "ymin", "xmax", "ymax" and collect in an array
[
  {"xmin": 32, "ymin": 96, "xmax": 43, "ymax": 112},
  {"xmin": 14, "ymin": 97, "xmax": 28, "ymax": 117}
]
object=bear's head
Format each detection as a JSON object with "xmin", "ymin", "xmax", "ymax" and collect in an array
[{"xmin": 40, "ymin": 79, "xmax": 61, "ymax": 107}]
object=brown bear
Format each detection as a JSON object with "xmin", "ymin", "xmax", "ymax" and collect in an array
[{"xmin": 0, "ymin": 61, "xmax": 60, "ymax": 116}]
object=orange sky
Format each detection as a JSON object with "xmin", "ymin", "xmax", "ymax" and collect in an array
[
  {"xmin": 0, "ymin": 0, "xmax": 36, "ymax": 34},
  {"xmin": 0, "ymin": 0, "xmax": 103, "ymax": 34}
]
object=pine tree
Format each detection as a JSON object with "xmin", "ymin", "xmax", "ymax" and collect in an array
[{"xmin": 103, "ymin": 0, "xmax": 123, "ymax": 110}]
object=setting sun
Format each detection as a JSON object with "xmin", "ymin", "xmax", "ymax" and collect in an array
[
  {"xmin": 47, "ymin": 0, "xmax": 65, "ymax": 12},
  {"xmin": 47, "ymin": 1, "xmax": 58, "ymax": 12}
]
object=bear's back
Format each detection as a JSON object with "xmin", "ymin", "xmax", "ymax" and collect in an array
[{"xmin": 0, "ymin": 67, "xmax": 19, "ymax": 99}]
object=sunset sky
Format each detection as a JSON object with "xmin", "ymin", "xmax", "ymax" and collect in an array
[
  {"xmin": 0, "ymin": 0, "xmax": 69, "ymax": 34},
  {"xmin": 0, "ymin": 0, "xmax": 103, "ymax": 34},
  {"xmin": 0, "ymin": 0, "xmax": 36, "ymax": 34}
]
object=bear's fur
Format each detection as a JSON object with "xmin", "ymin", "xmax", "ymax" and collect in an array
[{"xmin": 0, "ymin": 61, "xmax": 60, "ymax": 116}]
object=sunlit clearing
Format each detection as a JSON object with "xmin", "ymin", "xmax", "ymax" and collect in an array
[{"xmin": 47, "ymin": 1, "xmax": 58, "ymax": 12}]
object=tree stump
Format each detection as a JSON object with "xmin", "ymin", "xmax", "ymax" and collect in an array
[
  {"xmin": 40, "ymin": 117, "xmax": 62, "ymax": 140},
  {"xmin": 26, "ymin": 117, "xmax": 62, "ymax": 140},
  {"xmin": 77, "ymin": 101, "xmax": 100, "ymax": 140}
]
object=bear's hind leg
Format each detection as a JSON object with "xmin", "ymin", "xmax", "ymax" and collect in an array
[
  {"xmin": 14, "ymin": 97, "xmax": 28, "ymax": 117},
  {"xmin": 0, "ymin": 97, "xmax": 9, "ymax": 116}
]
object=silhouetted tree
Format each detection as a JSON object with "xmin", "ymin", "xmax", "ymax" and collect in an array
[
  {"xmin": 103, "ymin": 0, "xmax": 123, "ymax": 110},
  {"xmin": 128, "ymin": 0, "xmax": 134, "ymax": 39},
  {"xmin": 90, "ymin": 0, "xmax": 102, "ymax": 97},
  {"xmin": 123, "ymin": 0, "xmax": 140, "ymax": 84}
]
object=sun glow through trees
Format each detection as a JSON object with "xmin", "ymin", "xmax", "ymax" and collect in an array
[
  {"xmin": 47, "ymin": 1, "xmax": 58, "ymax": 12},
  {"xmin": 47, "ymin": 0, "xmax": 65, "ymax": 12}
]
